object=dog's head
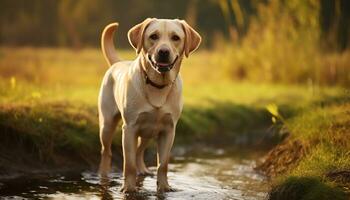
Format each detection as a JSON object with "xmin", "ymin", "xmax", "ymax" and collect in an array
[{"xmin": 128, "ymin": 18, "xmax": 201, "ymax": 75}]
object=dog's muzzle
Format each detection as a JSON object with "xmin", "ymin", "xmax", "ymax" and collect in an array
[{"xmin": 148, "ymin": 55, "xmax": 178, "ymax": 73}]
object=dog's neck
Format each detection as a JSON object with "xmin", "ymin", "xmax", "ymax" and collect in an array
[{"xmin": 136, "ymin": 54, "xmax": 182, "ymax": 108}]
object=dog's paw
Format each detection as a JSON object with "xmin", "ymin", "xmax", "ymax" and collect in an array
[
  {"xmin": 120, "ymin": 185, "xmax": 137, "ymax": 193},
  {"xmin": 157, "ymin": 185, "xmax": 176, "ymax": 193},
  {"xmin": 137, "ymin": 169, "xmax": 154, "ymax": 176}
]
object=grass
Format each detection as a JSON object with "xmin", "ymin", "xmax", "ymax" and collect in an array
[
  {"xmin": 215, "ymin": 1, "xmax": 350, "ymax": 87},
  {"xmin": 262, "ymin": 96, "xmax": 350, "ymax": 199}
]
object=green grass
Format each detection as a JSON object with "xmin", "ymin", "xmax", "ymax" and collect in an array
[
  {"xmin": 266, "ymin": 99, "xmax": 350, "ymax": 199},
  {"xmin": 290, "ymin": 103, "xmax": 350, "ymax": 173}
]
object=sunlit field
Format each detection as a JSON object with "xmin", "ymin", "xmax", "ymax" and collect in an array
[{"xmin": 0, "ymin": 47, "xmax": 345, "ymax": 105}]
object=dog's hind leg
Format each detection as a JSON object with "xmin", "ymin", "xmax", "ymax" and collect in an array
[
  {"xmin": 98, "ymin": 113, "xmax": 120, "ymax": 176},
  {"xmin": 136, "ymin": 137, "xmax": 152, "ymax": 176},
  {"xmin": 98, "ymin": 71, "xmax": 120, "ymax": 176}
]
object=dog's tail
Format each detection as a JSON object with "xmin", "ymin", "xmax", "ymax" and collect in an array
[{"xmin": 101, "ymin": 23, "xmax": 121, "ymax": 66}]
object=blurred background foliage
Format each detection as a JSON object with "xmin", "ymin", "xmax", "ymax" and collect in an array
[{"xmin": 0, "ymin": 0, "xmax": 349, "ymax": 86}]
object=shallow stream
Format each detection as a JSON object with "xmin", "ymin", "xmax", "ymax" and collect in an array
[{"xmin": 0, "ymin": 151, "xmax": 268, "ymax": 199}]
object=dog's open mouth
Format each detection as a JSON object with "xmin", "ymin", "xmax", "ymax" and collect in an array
[{"xmin": 148, "ymin": 55, "xmax": 178, "ymax": 73}]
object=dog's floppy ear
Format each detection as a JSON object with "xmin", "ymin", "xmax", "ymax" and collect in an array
[
  {"xmin": 128, "ymin": 18, "xmax": 155, "ymax": 54},
  {"xmin": 180, "ymin": 20, "xmax": 202, "ymax": 57}
]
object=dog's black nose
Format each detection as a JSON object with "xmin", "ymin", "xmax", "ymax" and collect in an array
[{"xmin": 158, "ymin": 48, "xmax": 170, "ymax": 60}]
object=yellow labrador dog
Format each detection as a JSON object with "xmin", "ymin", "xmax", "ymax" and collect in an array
[{"xmin": 98, "ymin": 18, "xmax": 201, "ymax": 193}]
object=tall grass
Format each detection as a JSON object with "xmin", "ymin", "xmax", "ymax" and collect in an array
[{"xmin": 215, "ymin": 0, "xmax": 350, "ymax": 86}]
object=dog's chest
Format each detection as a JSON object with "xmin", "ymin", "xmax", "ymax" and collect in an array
[{"xmin": 135, "ymin": 109, "xmax": 174, "ymax": 138}]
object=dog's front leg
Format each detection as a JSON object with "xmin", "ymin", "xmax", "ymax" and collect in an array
[
  {"xmin": 120, "ymin": 125, "xmax": 137, "ymax": 193},
  {"xmin": 157, "ymin": 129, "xmax": 175, "ymax": 192}
]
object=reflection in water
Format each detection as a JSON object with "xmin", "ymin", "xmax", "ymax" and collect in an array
[
  {"xmin": 0, "ymin": 156, "xmax": 268, "ymax": 200},
  {"xmin": 100, "ymin": 176, "xmax": 114, "ymax": 200}
]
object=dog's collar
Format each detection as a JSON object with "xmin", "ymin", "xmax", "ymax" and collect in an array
[
  {"xmin": 141, "ymin": 69, "xmax": 169, "ymax": 89},
  {"xmin": 145, "ymin": 73, "xmax": 168, "ymax": 89}
]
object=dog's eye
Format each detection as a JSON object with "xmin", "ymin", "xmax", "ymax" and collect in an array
[
  {"xmin": 149, "ymin": 34, "xmax": 159, "ymax": 40},
  {"xmin": 172, "ymin": 35, "xmax": 180, "ymax": 41}
]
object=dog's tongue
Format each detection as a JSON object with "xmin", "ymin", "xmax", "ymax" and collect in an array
[{"xmin": 157, "ymin": 62, "xmax": 169, "ymax": 67}]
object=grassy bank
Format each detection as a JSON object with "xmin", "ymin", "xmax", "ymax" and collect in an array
[{"xmin": 258, "ymin": 92, "xmax": 350, "ymax": 199}]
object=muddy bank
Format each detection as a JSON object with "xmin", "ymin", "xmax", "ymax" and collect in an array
[
  {"xmin": 256, "ymin": 139, "xmax": 308, "ymax": 177},
  {"xmin": 0, "ymin": 124, "xmax": 120, "ymax": 179}
]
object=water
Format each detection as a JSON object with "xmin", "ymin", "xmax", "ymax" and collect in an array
[{"xmin": 0, "ymin": 154, "xmax": 268, "ymax": 200}]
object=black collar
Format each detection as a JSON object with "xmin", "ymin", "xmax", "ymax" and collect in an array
[{"xmin": 143, "ymin": 71, "xmax": 168, "ymax": 89}]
